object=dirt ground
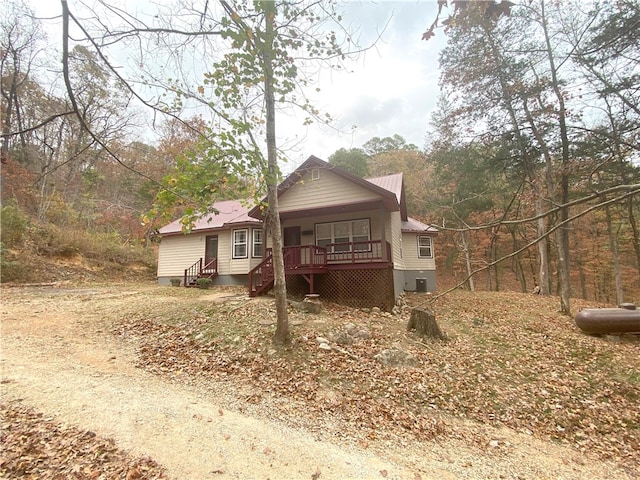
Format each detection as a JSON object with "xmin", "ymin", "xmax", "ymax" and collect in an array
[{"xmin": 0, "ymin": 284, "xmax": 635, "ymax": 479}]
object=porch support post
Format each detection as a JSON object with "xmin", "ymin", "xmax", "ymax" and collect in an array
[
  {"xmin": 379, "ymin": 203, "xmax": 388, "ymax": 262},
  {"xmin": 301, "ymin": 273, "xmax": 315, "ymax": 294}
]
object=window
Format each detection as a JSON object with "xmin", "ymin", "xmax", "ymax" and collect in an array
[
  {"xmin": 352, "ymin": 219, "xmax": 370, "ymax": 252},
  {"xmin": 311, "ymin": 168, "xmax": 320, "ymax": 180},
  {"xmin": 315, "ymin": 219, "xmax": 371, "ymax": 252},
  {"xmin": 316, "ymin": 223, "xmax": 332, "ymax": 249},
  {"xmin": 232, "ymin": 229, "xmax": 248, "ymax": 259},
  {"xmin": 418, "ymin": 235, "xmax": 433, "ymax": 258},
  {"xmin": 333, "ymin": 222, "xmax": 350, "ymax": 252},
  {"xmin": 252, "ymin": 229, "xmax": 263, "ymax": 258}
]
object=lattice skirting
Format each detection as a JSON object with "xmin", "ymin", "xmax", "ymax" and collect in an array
[{"xmin": 286, "ymin": 268, "xmax": 395, "ymax": 311}]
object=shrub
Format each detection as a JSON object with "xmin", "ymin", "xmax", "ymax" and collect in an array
[
  {"xmin": 196, "ymin": 277, "xmax": 212, "ymax": 289},
  {"xmin": 0, "ymin": 203, "xmax": 28, "ymax": 247}
]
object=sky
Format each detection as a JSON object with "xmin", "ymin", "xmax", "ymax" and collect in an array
[
  {"xmin": 30, "ymin": 0, "xmax": 447, "ymax": 172},
  {"xmin": 280, "ymin": 1, "xmax": 447, "ymax": 169}
]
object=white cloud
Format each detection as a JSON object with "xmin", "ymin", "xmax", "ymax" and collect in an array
[{"xmin": 281, "ymin": 1, "xmax": 447, "ymax": 170}]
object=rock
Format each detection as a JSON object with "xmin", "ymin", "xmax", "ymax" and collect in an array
[
  {"xmin": 353, "ymin": 329, "xmax": 371, "ymax": 340},
  {"xmin": 391, "ymin": 306, "xmax": 401, "ymax": 316},
  {"xmin": 361, "ymin": 308, "xmax": 371, "ymax": 314},
  {"xmin": 344, "ymin": 323, "xmax": 359, "ymax": 335},
  {"xmin": 302, "ymin": 297, "xmax": 322, "ymax": 314},
  {"xmin": 371, "ymin": 307, "xmax": 381, "ymax": 314},
  {"xmin": 395, "ymin": 294, "xmax": 408, "ymax": 307},
  {"xmin": 333, "ymin": 331, "xmax": 355, "ymax": 346},
  {"xmin": 489, "ymin": 440, "xmax": 500, "ymax": 448},
  {"xmin": 373, "ymin": 348, "xmax": 416, "ymax": 367},
  {"xmin": 318, "ymin": 342, "xmax": 332, "ymax": 351},
  {"xmin": 315, "ymin": 336, "xmax": 330, "ymax": 345}
]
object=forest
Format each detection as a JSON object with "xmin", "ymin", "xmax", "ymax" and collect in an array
[{"xmin": 1, "ymin": 0, "xmax": 639, "ymax": 311}]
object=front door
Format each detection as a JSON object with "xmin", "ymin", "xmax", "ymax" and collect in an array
[
  {"xmin": 205, "ymin": 235, "xmax": 218, "ymax": 271},
  {"xmin": 283, "ymin": 226, "xmax": 301, "ymax": 267}
]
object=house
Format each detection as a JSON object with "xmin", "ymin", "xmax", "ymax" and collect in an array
[{"xmin": 156, "ymin": 156, "xmax": 437, "ymax": 309}]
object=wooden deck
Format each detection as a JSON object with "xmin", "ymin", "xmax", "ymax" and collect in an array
[{"xmin": 248, "ymin": 241, "xmax": 391, "ymax": 297}]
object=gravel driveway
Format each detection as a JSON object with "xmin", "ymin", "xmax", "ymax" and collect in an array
[{"xmin": 1, "ymin": 285, "xmax": 633, "ymax": 479}]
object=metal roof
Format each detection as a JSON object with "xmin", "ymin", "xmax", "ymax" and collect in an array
[
  {"xmin": 366, "ymin": 173, "xmax": 404, "ymax": 204},
  {"xmin": 401, "ymin": 217, "xmax": 438, "ymax": 234},
  {"xmin": 158, "ymin": 199, "xmax": 260, "ymax": 235}
]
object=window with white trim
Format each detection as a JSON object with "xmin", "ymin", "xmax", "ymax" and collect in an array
[
  {"xmin": 252, "ymin": 229, "xmax": 263, "ymax": 258},
  {"xmin": 418, "ymin": 235, "xmax": 433, "ymax": 258},
  {"xmin": 232, "ymin": 229, "xmax": 248, "ymax": 259},
  {"xmin": 315, "ymin": 219, "xmax": 371, "ymax": 252}
]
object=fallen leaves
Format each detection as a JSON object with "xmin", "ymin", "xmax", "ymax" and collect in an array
[
  {"xmin": 0, "ymin": 403, "xmax": 168, "ymax": 479},
  {"xmin": 112, "ymin": 289, "xmax": 640, "ymax": 473}
]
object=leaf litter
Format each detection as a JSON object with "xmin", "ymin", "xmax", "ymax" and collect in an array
[
  {"xmin": 3, "ymin": 285, "xmax": 637, "ymax": 478},
  {"xmin": 112, "ymin": 288, "xmax": 639, "ymax": 475}
]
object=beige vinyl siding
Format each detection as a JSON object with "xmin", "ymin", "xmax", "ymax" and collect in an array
[
  {"xmin": 220, "ymin": 229, "xmax": 254, "ymax": 274},
  {"xmin": 158, "ymin": 229, "xmax": 260, "ymax": 277},
  {"xmin": 157, "ymin": 233, "xmax": 206, "ymax": 278},
  {"xmin": 390, "ymin": 211, "xmax": 405, "ymax": 269},
  {"xmin": 401, "ymin": 232, "xmax": 436, "ymax": 270},
  {"xmin": 278, "ymin": 169, "xmax": 380, "ymax": 211}
]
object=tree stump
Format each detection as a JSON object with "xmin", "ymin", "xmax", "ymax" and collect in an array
[{"xmin": 407, "ymin": 307, "xmax": 445, "ymax": 340}]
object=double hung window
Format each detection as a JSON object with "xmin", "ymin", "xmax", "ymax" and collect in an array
[
  {"xmin": 252, "ymin": 229, "xmax": 263, "ymax": 257},
  {"xmin": 315, "ymin": 219, "xmax": 371, "ymax": 252},
  {"xmin": 232, "ymin": 229, "xmax": 248, "ymax": 259},
  {"xmin": 418, "ymin": 235, "xmax": 433, "ymax": 258}
]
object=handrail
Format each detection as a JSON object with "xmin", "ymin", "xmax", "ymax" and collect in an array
[
  {"xmin": 202, "ymin": 257, "xmax": 218, "ymax": 273},
  {"xmin": 248, "ymin": 253, "xmax": 275, "ymax": 296},
  {"xmin": 184, "ymin": 257, "xmax": 218, "ymax": 287},
  {"xmin": 184, "ymin": 258, "xmax": 203, "ymax": 287}
]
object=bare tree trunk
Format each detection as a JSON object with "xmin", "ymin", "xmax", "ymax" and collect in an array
[
  {"xmin": 459, "ymin": 231, "xmax": 475, "ymax": 291},
  {"xmin": 535, "ymin": 194, "xmax": 551, "ymax": 295},
  {"xmin": 261, "ymin": 1, "xmax": 290, "ymax": 345},
  {"xmin": 628, "ymin": 197, "xmax": 640, "ymax": 287},
  {"xmin": 510, "ymin": 228, "xmax": 527, "ymax": 292},
  {"xmin": 605, "ymin": 204, "xmax": 624, "ymax": 305},
  {"xmin": 541, "ymin": 0, "xmax": 572, "ymax": 314}
]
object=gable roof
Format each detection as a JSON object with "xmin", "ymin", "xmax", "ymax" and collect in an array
[
  {"xmin": 248, "ymin": 155, "xmax": 401, "ymax": 219},
  {"xmin": 366, "ymin": 172, "xmax": 408, "ymax": 220},
  {"xmin": 158, "ymin": 199, "xmax": 260, "ymax": 236}
]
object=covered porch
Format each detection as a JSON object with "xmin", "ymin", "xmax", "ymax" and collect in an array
[{"xmin": 248, "ymin": 240, "xmax": 392, "ymax": 298}]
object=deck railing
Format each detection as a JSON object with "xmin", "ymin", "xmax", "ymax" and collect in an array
[
  {"xmin": 249, "ymin": 241, "xmax": 391, "ymax": 296},
  {"xmin": 325, "ymin": 240, "xmax": 390, "ymax": 264}
]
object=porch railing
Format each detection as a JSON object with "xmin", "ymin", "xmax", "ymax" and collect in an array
[
  {"xmin": 325, "ymin": 240, "xmax": 390, "ymax": 264},
  {"xmin": 249, "ymin": 241, "xmax": 391, "ymax": 296}
]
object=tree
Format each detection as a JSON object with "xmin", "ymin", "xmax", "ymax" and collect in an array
[
  {"xmin": 362, "ymin": 134, "xmax": 418, "ymax": 156},
  {"xmin": 425, "ymin": 0, "xmax": 640, "ymax": 308},
  {"xmin": 59, "ymin": 0, "xmax": 363, "ymax": 345},
  {"xmin": 1, "ymin": 0, "xmax": 47, "ymax": 163},
  {"xmin": 328, "ymin": 147, "xmax": 369, "ymax": 177}
]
